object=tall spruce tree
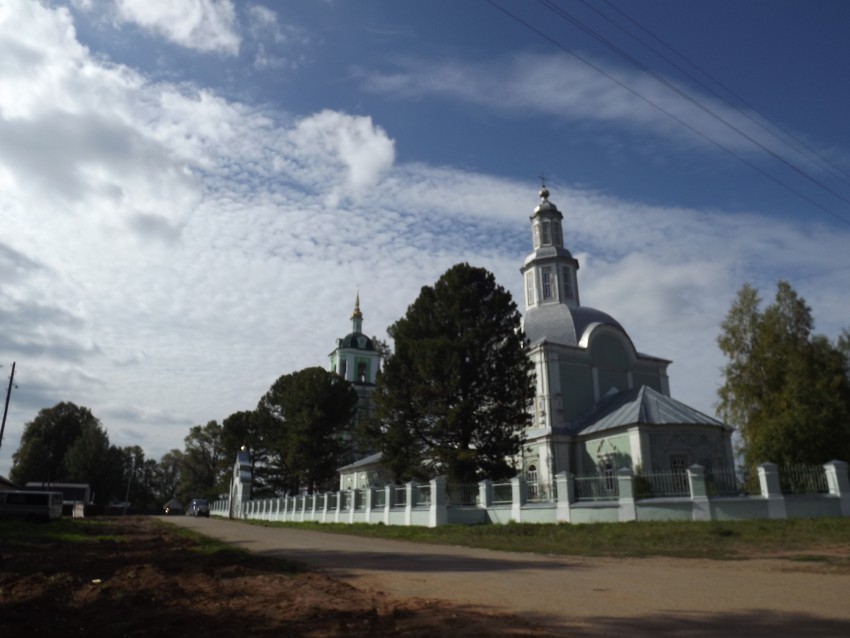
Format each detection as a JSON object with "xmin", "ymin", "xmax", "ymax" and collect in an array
[
  {"xmin": 717, "ymin": 281, "xmax": 850, "ymax": 470},
  {"xmin": 367, "ymin": 263, "xmax": 534, "ymax": 484},
  {"xmin": 258, "ymin": 366, "xmax": 358, "ymax": 494}
]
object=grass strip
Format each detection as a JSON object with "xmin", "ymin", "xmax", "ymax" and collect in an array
[{"xmin": 245, "ymin": 516, "xmax": 850, "ymax": 560}]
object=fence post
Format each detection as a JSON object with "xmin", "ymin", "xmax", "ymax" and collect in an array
[
  {"xmin": 617, "ymin": 468, "xmax": 637, "ymax": 522},
  {"xmin": 478, "ymin": 479, "xmax": 493, "ymax": 508},
  {"xmin": 687, "ymin": 464, "xmax": 711, "ymax": 522},
  {"xmin": 334, "ymin": 489, "xmax": 342, "ymax": 523},
  {"xmin": 384, "ymin": 484, "xmax": 393, "ymax": 525},
  {"xmin": 757, "ymin": 462, "xmax": 787, "ymax": 519},
  {"xmin": 405, "ymin": 481, "xmax": 416, "ymax": 526},
  {"xmin": 348, "ymin": 489, "xmax": 357, "ymax": 523},
  {"xmin": 511, "ymin": 475, "xmax": 527, "ymax": 523},
  {"xmin": 555, "ymin": 471, "xmax": 574, "ymax": 523},
  {"xmin": 823, "ymin": 460, "xmax": 850, "ymax": 517},
  {"xmin": 364, "ymin": 487, "xmax": 374, "ymax": 524},
  {"xmin": 429, "ymin": 476, "xmax": 447, "ymax": 527}
]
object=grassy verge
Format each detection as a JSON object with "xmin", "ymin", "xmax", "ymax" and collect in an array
[
  {"xmin": 0, "ymin": 517, "xmax": 120, "ymax": 545},
  {"xmin": 0, "ymin": 517, "xmax": 296, "ymax": 571},
  {"xmin": 245, "ymin": 517, "xmax": 850, "ymax": 560}
]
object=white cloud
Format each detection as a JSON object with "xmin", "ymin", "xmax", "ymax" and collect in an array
[
  {"xmin": 113, "ymin": 0, "xmax": 240, "ymax": 55},
  {"xmin": 288, "ymin": 110, "xmax": 396, "ymax": 198},
  {"xmin": 357, "ymin": 53, "xmax": 824, "ymax": 161},
  {"xmin": 1, "ymin": 1, "xmax": 848, "ymax": 479}
]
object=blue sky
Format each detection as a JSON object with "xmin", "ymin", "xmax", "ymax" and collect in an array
[{"xmin": 2, "ymin": 0, "xmax": 849, "ymax": 477}]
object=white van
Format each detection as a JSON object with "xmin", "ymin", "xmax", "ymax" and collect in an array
[{"xmin": 0, "ymin": 490, "xmax": 64, "ymax": 522}]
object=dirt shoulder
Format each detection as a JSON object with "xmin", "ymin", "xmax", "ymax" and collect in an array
[
  {"xmin": 3, "ymin": 516, "xmax": 850, "ymax": 637},
  {"xmin": 0, "ymin": 516, "xmax": 555, "ymax": 637},
  {"xmin": 165, "ymin": 515, "xmax": 850, "ymax": 637}
]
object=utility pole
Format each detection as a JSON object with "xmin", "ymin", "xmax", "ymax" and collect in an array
[{"xmin": 0, "ymin": 361, "xmax": 15, "ymax": 453}]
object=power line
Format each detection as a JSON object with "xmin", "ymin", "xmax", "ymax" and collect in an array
[
  {"xmin": 483, "ymin": 0, "xmax": 850, "ymax": 226},
  {"xmin": 597, "ymin": 0, "xmax": 850, "ymax": 188},
  {"xmin": 536, "ymin": 0, "xmax": 850, "ymax": 211}
]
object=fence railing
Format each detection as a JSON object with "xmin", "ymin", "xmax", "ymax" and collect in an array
[
  {"xmin": 527, "ymin": 481, "xmax": 555, "ymax": 503},
  {"xmin": 446, "ymin": 483, "xmax": 479, "ymax": 506},
  {"xmin": 635, "ymin": 470, "xmax": 690, "ymax": 498},
  {"xmin": 414, "ymin": 484, "xmax": 431, "ymax": 506},
  {"xmin": 780, "ymin": 464, "xmax": 829, "ymax": 494},
  {"xmin": 393, "ymin": 486, "xmax": 407, "ymax": 507},
  {"xmin": 574, "ymin": 474, "xmax": 619, "ymax": 501},
  {"xmin": 705, "ymin": 468, "xmax": 745, "ymax": 496},
  {"xmin": 373, "ymin": 489, "xmax": 386, "ymax": 508},
  {"xmin": 492, "ymin": 482, "xmax": 513, "ymax": 504}
]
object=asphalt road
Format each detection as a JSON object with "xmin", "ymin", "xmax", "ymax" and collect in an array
[{"xmin": 163, "ymin": 515, "xmax": 850, "ymax": 636}]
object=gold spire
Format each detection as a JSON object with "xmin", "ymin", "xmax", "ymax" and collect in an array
[{"xmin": 351, "ymin": 289, "xmax": 362, "ymax": 320}]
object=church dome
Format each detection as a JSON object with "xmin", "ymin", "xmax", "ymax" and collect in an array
[
  {"xmin": 522, "ymin": 303, "xmax": 626, "ymax": 347},
  {"xmin": 339, "ymin": 331, "xmax": 375, "ymax": 351}
]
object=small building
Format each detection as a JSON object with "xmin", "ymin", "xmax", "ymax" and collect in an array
[
  {"xmin": 338, "ymin": 451, "xmax": 391, "ymax": 491},
  {"xmin": 0, "ymin": 474, "xmax": 19, "ymax": 491}
]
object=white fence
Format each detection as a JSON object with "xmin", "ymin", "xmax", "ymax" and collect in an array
[{"xmin": 211, "ymin": 461, "xmax": 850, "ymax": 527}]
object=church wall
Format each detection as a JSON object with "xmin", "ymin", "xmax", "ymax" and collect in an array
[
  {"xmin": 589, "ymin": 333, "xmax": 632, "ymax": 368},
  {"xmin": 578, "ymin": 433, "xmax": 633, "ymax": 475},
  {"xmin": 632, "ymin": 371, "xmax": 663, "ymax": 394},
  {"xmin": 559, "ymin": 362, "xmax": 594, "ymax": 422},
  {"xmin": 647, "ymin": 427, "xmax": 733, "ymax": 471},
  {"xmin": 596, "ymin": 366, "xmax": 629, "ymax": 398}
]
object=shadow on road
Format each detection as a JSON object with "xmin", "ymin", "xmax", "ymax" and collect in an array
[
  {"xmin": 533, "ymin": 610, "xmax": 850, "ymax": 637},
  {"xmin": 246, "ymin": 544, "xmax": 584, "ymax": 575}
]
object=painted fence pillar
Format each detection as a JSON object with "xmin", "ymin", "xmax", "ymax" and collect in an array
[
  {"xmin": 511, "ymin": 475, "xmax": 528, "ymax": 523},
  {"xmin": 687, "ymin": 464, "xmax": 711, "ymax": 522},
  {"xmin": 758, "ymin": 462, "xmax": 787, "ymax": 519},
  {"xmin": 334, "ymin": 489, "xmax": 342, "ymax": 523},
  {"xmin": 364, "ymin": 487, "xmax": 375, "ymax": 524},
  {"xmin": 617, "ymin": 468, "xmax": 636, "ymax": 522},
  {"xmin": 347, "ymin": 489, "xmax": 357, "ymax": 523},
  {"xmin": 555, "ymin": 471, "xmax": 574, "ymax": 523},
  {"xmin": 478, "ymin": 479, "xmax": 493, "ymax": 508},
  {"xmin": 383, "ymin": 484, "xmax": 393, "ymax": 525},
  {"xmin": 429, "ymin": 476, "xmax": 447, "ymax": 527},
  {"xmin": 824, "ymin": 460, "xmax": 850, "ymax": 517},
  {"xmin": 405, "ymin": 481, "xmax": 416, "ymax": 526}
]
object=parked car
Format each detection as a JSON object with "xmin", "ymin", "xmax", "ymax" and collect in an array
[
  {"xmin": 186, "ymin": 498, "xmax": 210, "ymax": 517},
  {"xmin": 163, "ymin": 498, "xmax": 183, "ymax": 515}
]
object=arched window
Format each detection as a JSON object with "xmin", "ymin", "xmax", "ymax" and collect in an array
[{"xmin": 527, "ymin": 464, "xmax": 540, "ymax": 500}]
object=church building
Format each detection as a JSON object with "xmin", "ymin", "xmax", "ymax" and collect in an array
[
  {"xmin": 336, "ymin": 187, "xmax": 735, "ymax": 490},
  {"xmin": 328, "ymin": 293, "xmax": 383, "ymax": 469},
  {"xmin": 519, "ymin": 187, "xmax": 734, "ymax": 490}
]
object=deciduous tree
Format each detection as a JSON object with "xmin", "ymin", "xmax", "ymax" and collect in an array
[
  {"xmin": 178, "ymin": 421, "xmax": 225, "ymax": 501},
  {"xmin": 717, "ymin": 281, "xmax": 850, "ymax": 469},
  {"xmin": 10, "ymin": 402, "xmax": 122, "ymax": 502}
]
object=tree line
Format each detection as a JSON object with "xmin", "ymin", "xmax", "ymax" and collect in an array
[
  {"xmin": 9, "ymin": 264, "xmax": 533, "ymax": 507},
  {"xmin": 9, "ymin": 266, "xmax": 849, "ymax": 510}
]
